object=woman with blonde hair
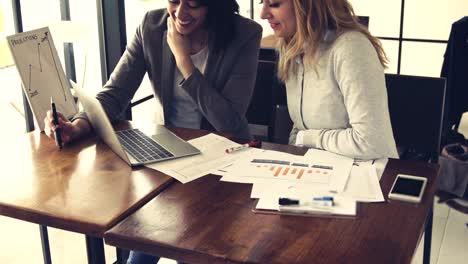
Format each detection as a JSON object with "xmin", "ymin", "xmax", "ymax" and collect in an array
[{"xmin": 260, "ymin": 0, "xmax": 398, "ymax": 159}]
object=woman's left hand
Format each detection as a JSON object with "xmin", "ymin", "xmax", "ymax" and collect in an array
[{"xmin": 167, "ymin": 15, "xmax": 195, "ymax": 78}]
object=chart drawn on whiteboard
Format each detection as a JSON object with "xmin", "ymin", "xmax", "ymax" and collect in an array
[{"xmin": 7, "ymin": 27, "xmax": 78, "ymax": 131}]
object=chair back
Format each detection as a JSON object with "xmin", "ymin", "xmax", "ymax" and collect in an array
[
  {"xmin": 357, "ymin": 16, "xmax": 370, "ymax": 28},
  {"xmin": 259, "ymin": 48, "xmax": 277, "ymax": 62},
  {"xmin": 385, "ymin": 74, "xmax": 446, "ymax": 162},
  {"xmin": 246, "ymin": 60, "xmax": 278, "ymax": 140},
  {"xmin": 270, "ymin": 104, "xmax": 293, "ymax": 144}
]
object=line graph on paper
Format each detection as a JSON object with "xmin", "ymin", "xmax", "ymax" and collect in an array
[{"xmin": 7, "ymin": 27, "xmax": 78, "ymax": 131}]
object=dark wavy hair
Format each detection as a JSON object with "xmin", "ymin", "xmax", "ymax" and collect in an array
[{"xmin": 198, "ymin": 0, "xmax": 239, "ymax": 52}]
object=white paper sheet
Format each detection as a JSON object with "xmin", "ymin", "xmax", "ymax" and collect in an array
[
  {"xmin": 220, "ymin": 150, "xmax": 338, "ymax": 185},
  {"xmin": 250, "ymin": 182, "xmax": 330, "ymax": 199},
  {"xmin": 304, "ymin": 148, "xmax": 354, "ymax": 192},
  {"xmin": 340, "ymin": 162, "xmax": 385, "ymax": 202},
  {"xmin": 373, "ymin": 157, "xmax": 389, "ymax": 180},
  {"xmin": 145, "ymin": 133, "xmax": 261, "ymax": 183},
  {"xmin": 7, "ymin": 27, "xmax": 78, "ymax": 131},
  {"xmin": 251, "ymin": 161, "xmax": 385, "ymax": 203}
]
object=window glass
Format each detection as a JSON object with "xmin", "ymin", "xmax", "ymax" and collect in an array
[
  {"xmin": 20, "ymin": 0, "xmax": 61, "ymax": 30},
  {"xmin": 400, "ymin": 42, "xmax": 447, "ymax": 77},
  {"xmin": 125, "ymin": 0, "xmax": 165, "ymax": 39},
  {"xmin": 381, "ymin": 40, "xmax": 399, "ymax": 74},
  {"xmin": 69, "ymin": 0, "xmax": 102, "ymax": 90},
  {"xmin": 3, "ymin": 0, "xmax": 63, "ymax": 131},
  {"xmin": 403, "ymin": 0, "xmax": 468, "ymax": 40},
  {"xmin": 1, "ymin": 0, "xmax": 25, "ymax": 134},
  {"xmin": 237, "ymin": 0, "xmax": 252, "ymax": 18},
  {"xmin": 255, "ymin": 0, "xmax": 402, "ymax": 41},
  {"xmin": 0, "ymin": 2, "xmax": 14, "ymax": 67},
  {"xmin": 348, "ymin": 0, "xmax": 401, "ymax": 38},
  {"xmin": 18, "ymin": 0, "xmax": 103, "ymax": 128},
  {"xmin": 124, "ymin": 0, "xmax": 166, "ymax": 124},
  {"xmin": 20, "ymin": 0, "xmax": 63, "ymax": 62}
]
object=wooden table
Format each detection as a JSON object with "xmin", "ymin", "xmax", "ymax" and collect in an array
[
  {"xmin": 105, "ymin": 142, "xmax": 440, "ymax": 264},
  {"xmin": 0, "ymin": 122, "xmax": 207, "ymax": 264}
]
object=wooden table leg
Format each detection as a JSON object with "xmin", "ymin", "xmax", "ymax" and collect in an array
[{"xmin": 423, "ymin": 204, "xmax": 433, "ymax": 264}]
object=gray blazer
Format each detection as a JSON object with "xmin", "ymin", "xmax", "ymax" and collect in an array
[{"xmin": 79, "ymin": 9, "xmax": 262, "ymax": 139}]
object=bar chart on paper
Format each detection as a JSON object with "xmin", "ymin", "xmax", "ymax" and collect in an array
[
  {"xmin": 246, "ymin": 159, "xmax": 332, "ymax": 183},
  {"xmin": 220, "ymin": 149, "xmax": 353, "ymax": 192}
]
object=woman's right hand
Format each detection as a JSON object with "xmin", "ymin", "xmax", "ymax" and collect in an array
[{"xmin": 44, "ymin": 111, "xmax": 84, "ymax": 145}]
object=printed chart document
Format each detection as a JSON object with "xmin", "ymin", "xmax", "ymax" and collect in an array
[
  {"xmin": 220, "ymin": 150, "xmax": 334, "ymax": 185},
  {"xmin": 304, "ymin": 148, "xmax": 354, "ymax": 192},
  {"xmin": 7, "ymin": 27, "xmax": 78, "ymax": 131},
  {"xmin": 251, "ymin": 159, "xmax": 385, "ymax": 203},
  {"xmin": 221, "ymin": 148, "xmax": 353, "ymax": 192},
  {"xmin": 145, "ymin": 133, "xmax": 262, "ymax": 184}
]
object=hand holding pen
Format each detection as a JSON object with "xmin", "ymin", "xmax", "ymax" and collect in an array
[
  {"xmin": 44, "ymin": 99, "xmax": 79, "ymax": 147},
  {"xmin": 50, "ymin": 97, "xmax": 63, "ymax": 149}
]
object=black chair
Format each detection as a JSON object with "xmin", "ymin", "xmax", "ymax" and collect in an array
[
  {"xmin": 270, "ymin": 104, "xmax": 293, "ymax": 144},
  {"xmin": 357, "ymin": 16, "xmax": 370, "ymax": 28},
  {"xmin": 385, "ymin": 74, "xmax": 447, "ymax": 163},
  {"xmin": 386, "ymin": 74, "xmax": 448, "ymax": 264},
  {"xmin": 254, "ymin": 49, "xmax": 291, "ymax": 143},
  {"xmin": 246, "ymin": 60, "xmax": 278, "ymax": 140},
  {"xmin": 259, "ymin": 47, "xmax": 277, "ymax": 62},
  {"xmin": 270, "ymin": 74, "xmax": 447, "ymax": 158}
]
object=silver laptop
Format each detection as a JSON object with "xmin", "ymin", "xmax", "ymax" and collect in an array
[{"xmin": 72, "ymin": 83, "xmax": 200, "ymax": 166}]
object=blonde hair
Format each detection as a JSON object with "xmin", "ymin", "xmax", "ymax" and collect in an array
[{"xmin": 277, "ymin": 0, "xmax": 388, "ymax": 81}]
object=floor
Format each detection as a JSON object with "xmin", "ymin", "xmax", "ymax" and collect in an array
[
  {"xmin": 0, "ymin": 64, "xmax": 467, "ymax": 263},
  {"xmin": 414, "ymin": 114, "xmax": 468, "ymax": 264}
]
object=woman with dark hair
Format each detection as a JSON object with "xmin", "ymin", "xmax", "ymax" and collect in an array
[
  {"xmin": 44, "ymin": 0, "xmax": 262, "ymax": 147},
  {"xmin": 260, "ymin": 0, "xmax": 397, "ymax": 160}
]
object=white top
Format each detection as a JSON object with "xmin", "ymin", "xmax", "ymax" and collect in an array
[
  {"xmin": 167, "ymin": 46, "xmax": 209, "ymax": 129},
  {"xmin": 287, "ymin": 31, "xmax": 398, "ymax": 160}
]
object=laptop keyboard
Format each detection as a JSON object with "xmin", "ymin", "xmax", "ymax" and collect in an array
[{"xmin": 116, "ymin": 129, "xmax": 174, "ymax": 163}]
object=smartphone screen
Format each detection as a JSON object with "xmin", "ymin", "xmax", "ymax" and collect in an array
[{"xmin": 391, "ymin": 177, "xmax": 424, "ymax": 197}]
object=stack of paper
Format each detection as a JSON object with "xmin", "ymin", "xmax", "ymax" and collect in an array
[
  {"xmin": 144, "ymin": 133, "xmax": 388, "ymax": 217},
  {"xmin": 219, "ymin": 148, "xmax": 354, "ymax": 193},
  {"xmin": 145, "ymin": 133, "xmax": 261, "ymax": 183}
]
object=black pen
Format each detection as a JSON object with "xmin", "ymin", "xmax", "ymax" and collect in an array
[{"xmin": 50, "ymin": 97, "xmax": 63, "ymax": 149}]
